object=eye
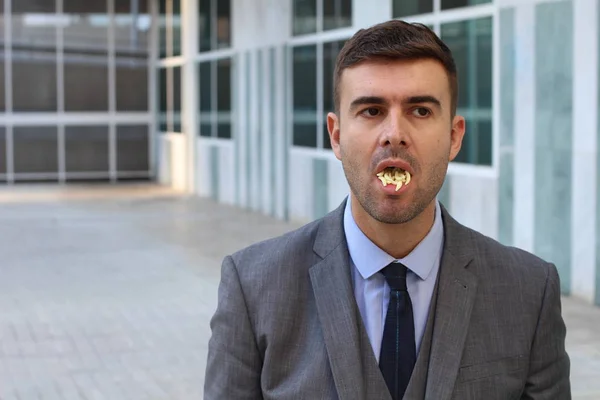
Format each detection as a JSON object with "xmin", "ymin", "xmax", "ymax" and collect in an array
[
  {"xmin": 361, "ymin": 107, "xmax": 381, "ymax": 117},
  {"xmin": 412, "ymin": 107, "xmax": 431, "ymax": 117}
]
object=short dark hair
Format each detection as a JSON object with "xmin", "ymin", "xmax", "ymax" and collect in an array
[{"xmin": 334, "ymin": 20, "xmax": 458, "ymax": 116}]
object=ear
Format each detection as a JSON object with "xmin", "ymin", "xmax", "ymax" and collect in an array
[
  {"xmin": 327, "ymin": 112, "xmax": 342, "ymax": 160},
  {"xmin": 449, "ymin": 115, "xmax": 466, "ymax": 162}
]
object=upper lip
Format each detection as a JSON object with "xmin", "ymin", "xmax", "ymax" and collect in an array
[{"xmin": 375, "ymin": 159, "xmax": 414, "ymax": 175}]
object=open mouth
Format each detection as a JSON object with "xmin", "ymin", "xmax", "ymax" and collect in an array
[{"xmin": 376, "ymin": 167, "xmax": 412, "ymax": 192}]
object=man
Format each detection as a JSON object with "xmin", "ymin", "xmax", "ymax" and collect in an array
[{"xmin": 204, "ymin": 20, "xmax": 571, "ymax": 400}]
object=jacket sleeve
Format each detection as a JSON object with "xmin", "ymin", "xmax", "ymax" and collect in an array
[
  {"xmin": 522, "ymin": 263, "xmax": 571, "ymax": 399},
  {"xmin": 204, "ymin": 255, "xmax": 263, "ymax": 400}
]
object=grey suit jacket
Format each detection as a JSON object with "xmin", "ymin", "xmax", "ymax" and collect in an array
[{"xmin": 204, "ymin": 200, "xmax": 571, "ymax": 400}]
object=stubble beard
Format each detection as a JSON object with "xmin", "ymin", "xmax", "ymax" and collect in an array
[{"xmin": 341, "ymin": 146, "xmax": 449, "ymax": 225}]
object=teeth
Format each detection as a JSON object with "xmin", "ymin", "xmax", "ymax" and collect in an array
[{"xmin": 376, "ymin": 167, "xmax": 411, "ymax": 191}]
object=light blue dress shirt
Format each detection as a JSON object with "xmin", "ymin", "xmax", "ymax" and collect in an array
[{"xmin": 343, "ymin": 196, "xmax": 444, "ymax": 361}]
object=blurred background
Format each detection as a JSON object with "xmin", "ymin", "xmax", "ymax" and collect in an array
[{"xmin": 0, "ymin": 0, "xmax": 599, "ymax": 398}]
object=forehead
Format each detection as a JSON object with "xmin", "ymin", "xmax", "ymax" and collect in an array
[{"xmin": 338, "ymin": 58, "xmax": 452, "ymax": 106}]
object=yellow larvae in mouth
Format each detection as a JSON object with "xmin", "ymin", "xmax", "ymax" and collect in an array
[{"xmin": 376, "ymin": 168, "xmax": 411, "ymax": 191}]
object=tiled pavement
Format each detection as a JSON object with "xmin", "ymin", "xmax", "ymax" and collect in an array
[{"xmin": 0, "ymin": 184, "xmax": 598, "ymax": 399}]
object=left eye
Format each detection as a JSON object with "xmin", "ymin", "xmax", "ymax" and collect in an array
[
  {"xmin": 412, "ymin": 107, "xmax": 431, "ymax": 117},
  {"xmin": 362, "ymin": 107, "xmax": 380, "ymax": 117}
]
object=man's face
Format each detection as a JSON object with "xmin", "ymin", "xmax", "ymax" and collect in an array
[{"xmin": 328, "ymin": 58, "xmax": 465, "ymax": 224}]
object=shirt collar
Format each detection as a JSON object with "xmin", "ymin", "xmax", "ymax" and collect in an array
[{"xmin": 343, "ymin": 196, "xmax": 444, "ymax": 281}]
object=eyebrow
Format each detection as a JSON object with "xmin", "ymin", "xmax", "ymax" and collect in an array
[
  {"xmin": 405, "ymin": 95, "xmax": 442, "ymax": 109},
  {"xmin": 348, "ymin": 95, "xmax": 442, "ymax": 112},
  {"xmin": 348, "ymin": 96, "xmax": 388, "ymax": 112}
]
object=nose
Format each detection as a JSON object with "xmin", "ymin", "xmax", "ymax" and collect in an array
[{"xmin": 379, "ymin": 111, "xmax": 410, "ymax": 148}]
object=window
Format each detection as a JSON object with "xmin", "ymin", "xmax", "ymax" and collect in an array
[
  {"xmin": 199, "ymin": 0, "xmax": 232, "ymax": 53},
  {"xmin": 441, "ymin": 17, "xmax": 493, "ymax": 165},
  {"xmin": 393, "ymin": 0, "xmax": 433, "ymax": 18},
  {"xmin": 159, "ymin": 0, "xmax": 181, "ymax": 59},
  {"xmin": 115, "ymin": 0, "xmax": 150, "ymax": 111},
  {"xmin": 117, "ymin": 125, "xmax": 149, "ymax": 172},
  {"xmin": 198, "ymin": 58, "xmax": 233, "ymax": 139},
  {"xmin": 12, "ymin": 0, "xmax": 58, "ymax": 112},
  {"xmin": 393, "ymin": 0, "xmax": 491, "ymax": 17},
  {"xmin": 13, "ymin": 126, "xmax": 58, "ymax": 174},
  {"xmin": 442, "ymin": 0, "xmax": 491, "ymax": 11},
  {"xmin": 293, "ymin": 0, "xmax": 352, "ymax": 36},
  {"xmin": 292, "ymin": 39, "xmax": 347, "ymax": 149},
  {"xmin": 292, "ymin": 45, "xmax": 317, "ymax": 147},
  {"xmin": 65, "ymin": 126, "xmax": 109, "ymax": 174},
  {"xmin": 158, "ymin": 65, "xmax": 183, "ymax": 133},
  {"xmin": 63, "ymin": 0, "xmax": 109, "ymax": 112}
]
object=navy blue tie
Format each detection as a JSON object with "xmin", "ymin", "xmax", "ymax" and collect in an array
[{"xmin": 379, "ymin": 262, "xmax": 416, "ymax": 400}]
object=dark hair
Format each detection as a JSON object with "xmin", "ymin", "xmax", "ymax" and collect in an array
[{"xmin": 334, "ymin": 20, "xmax": 458, "ymax": 116}]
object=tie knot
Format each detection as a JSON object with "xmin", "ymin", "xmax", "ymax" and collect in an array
[{"xmin": 381, "ymin": 262, "xmax": 408, "ymax": 291}]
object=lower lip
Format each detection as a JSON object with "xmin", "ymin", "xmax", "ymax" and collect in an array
[{"xmin": 375, "ymin": 177, "xmax": 411, "ymax": 195}]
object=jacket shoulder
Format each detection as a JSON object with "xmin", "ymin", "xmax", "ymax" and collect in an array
[{"xmin": 228, "ymin": 217, "xmax": 323, "ymax": 274}]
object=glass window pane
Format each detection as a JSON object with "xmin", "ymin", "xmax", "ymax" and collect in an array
[
  {"xmin": 217, "ymin": 58, "xmax": 231, "ymax": 112},
  {"xmin": 63, "ymin": 3, "xmax": 109, "ymax": 112},
  {"xmin": 63, "ymin": 0, "xmax": 106, "ymax": 13},
  {"xmin": 217, "ymin": 123, "xmax": 231, "ymax": 139},
  {"xmin": 159, "ymin": 67, "xmax": 167, "ymax": 131},
  {"xmin": 65, "ymin": 126, "xmax": 109, "ymax": 173},
  {"xmin": 293, "ymin": 0, "xmax": 317, "ymax": 36},
  {"xmin": 293, "ymin": 45, "xmax": 317, "ymax": 147},
  {"xmin": 393, "ymin": 0, "xmax": 433, "ymax": 18},
  {"xmin": 172, "ymin": 0, "xmax": 182, "ymax": 57},
  {"xmin": 442, "ymin": 0, "xmax": 491, "ymax": 11},
  {"xmin": 12, "ymin": 0, "xmax": 54, "ymax": 13},
  {"xmin": 199, "ymin": 61, "xmax": 212, "ymax": 112},
  {"xmin": 0, "ymin": 127, "xmax": 6, "ymax": 175},
  {"xmin": 115, "ymin": 0, "xmax": 148, "ymax": 14},
  {"xmin": 217, "ymin": 0, "xmax": 231, "ymax": 49},
  {"xmin": 116, "ymin": 61, "xmax": 148, "ymax": 111},
  {"xmin": 12, "ymin": 4, "xmax": 58, "ymax": 112},
  {"xmin": 200, "ymin": 123, "xmax": 212, "ymax": 137},
  {"xmin": 159, "ymin": 0, "xmax": 167, "ymax": 58},
  {"xmin": 199, "ymin": 61, "xmax": 212, "ymax": 137},
  {"xmin": 323, "ymin": 0, "xmax": 352, "ymax": 31},
  {"xmin": 441, "ymin": 17, "xmax": 493, "ymax": 165},
  {"xmin": 13, "ymin": 126, "xmax": 58, "ymax": 174},
  {"xmin": 173, "ymin": 66, "xmax": 182, "ymax": 132},
  {"xmin": 293, "ymin": 123, "xmax": 317, "ymax": 147},
  {"xmin": 199, "ymin": 0, "xmax": 212, "ymax": 52},
  {"xmin": 217, "ymin": 58, "xmax": 232, "ymax": 139},
  {"xmin": 115, "ymin": 3, "xmax": 150, "ymax": 111},
  {"xmin": 117, "ymin": 125, "xmax": 149, "ymax": 172},
  {"xmin": 64, "ymin": 58, "xmax": 108, "ymax": 111}
]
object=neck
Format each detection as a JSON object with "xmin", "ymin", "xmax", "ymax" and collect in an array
[{"xmin": 351, "ymin": 196, "xmax": 437, "ymax": 259}]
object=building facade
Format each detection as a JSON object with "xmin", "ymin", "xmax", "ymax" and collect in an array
[
  {"xmin": 156, "ymin": 0, "xmax": 600, "ymax": 306},
  {"xmin": 0, "ymin": 0, "xmax": 154, "ymax": 183}
]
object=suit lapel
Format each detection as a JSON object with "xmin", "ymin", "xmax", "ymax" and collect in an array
[
  {"xmin": 309, "ymin": 200, "xmax": 391, "ymax": 400},
  {"xmin": 425, "ymin": 206, "xmax": 479, "ymax": 400}
]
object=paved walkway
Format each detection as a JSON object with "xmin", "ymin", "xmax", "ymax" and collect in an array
[{"xmin": 0, "ymin": 184, "xmax": 598, "ymax": 399}]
